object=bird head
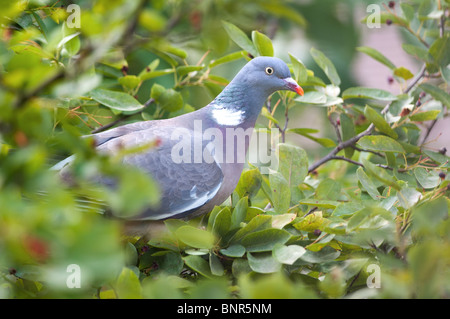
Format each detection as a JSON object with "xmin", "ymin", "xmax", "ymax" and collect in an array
[{"xmin": 237, "ymin": 56, "xmax": 304, "ymax": 96}]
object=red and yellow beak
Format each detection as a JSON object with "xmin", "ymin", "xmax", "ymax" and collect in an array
[{"xmin": 283, "ymin": 77, "xmax": 304, "ymax": 96}]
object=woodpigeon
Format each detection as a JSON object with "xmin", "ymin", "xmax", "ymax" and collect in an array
[{"xmin": 56, "ymin": 56, "xmax": 303, "ymax": 228}]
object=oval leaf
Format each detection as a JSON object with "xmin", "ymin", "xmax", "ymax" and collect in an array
[
  {"xmin": 251, "ymin": 30, "xmax": 274, "ymax": 56},
  {"xmin": 342, "ymin": 87, "xmax": 397, "ymax": 101},
  {"xmin": 364, "ymin": 105, "xmax": 398, "ymax": 139},
  {"xmin": 222, "ymin": 21, "xmax": 257, "ymax": 57},
  {"xmin": 357, "ymin": 135, "xmax": 405, "ymax": 153},
  {"xmin": 241, "ymin": 228, "xmax": 291, "ymax": 252},
  {"xmin": 175, "ymin": 226, "xmax": 215, "ymax": 249},
  {"xmin": 273, "ymin": 244, "xmax": 306, "ymax": 265},
  {"xmin": 89, "ymin": 88, "xmax": 144, "ymax": 112},
  {"xmin": 310, "ymin": 47, "xmax": 341, "ymax": 86}
]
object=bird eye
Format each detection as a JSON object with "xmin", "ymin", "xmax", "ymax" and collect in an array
[{"xmin": 265, "ymin": 67, "xmax": 274, "ymax": 75}]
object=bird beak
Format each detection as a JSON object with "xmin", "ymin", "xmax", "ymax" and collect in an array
[{"xmin": 283, "ymin": 77, "xmax": 304, "ymax": 96}]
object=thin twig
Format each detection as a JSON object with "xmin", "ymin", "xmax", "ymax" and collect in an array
[
  {"xmin": 331, "ymin": 156, "xmax": 364, "ymax": 167},
  {"xmin": 352, "ymin": 145, "xmax": 384, "ymax": 158}
]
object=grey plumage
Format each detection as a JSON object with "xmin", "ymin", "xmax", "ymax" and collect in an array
[{"xmin": 55, "ymin": 56, "xmax": 303, "ymax": 222}]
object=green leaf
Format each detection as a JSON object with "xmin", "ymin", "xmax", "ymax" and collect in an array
[
  {"xmin": 220, "ymin": 244, "xmax": 246, "ymax": 258},
  {"xmin": 342, "ymin": 87, "xmax": 397, "ymax": 101},
  {"xmin": 139, "ymin": 68, "xmax": 174, "ymax": 81},
  {"xmin": 357, "ymin": 46, "xmax": 396, "ymax": 70},
  {"xmin": 271, "ymin": 213, "xmax": 296, "ymax": 229},
  {"xmin": 115, "ymin": 267, "xmax": 142, "ymax": 299},
  {"xmin": 230, "ymin": 215, "xmax": 272, "ymax": 244},
  {"xmin": 397, "ymin": 187, "xmax": 422, "ymax": 209},
  {"xmin": 347, "ymin": 206, "xmax": 393, "ymax": 232},
  {"xmin": 176, "ymin": 65, "xmax": 204, "ymax": 77},
  {"xmin": 118, "ymin": 75, "xmax": 141, "ymax": 90},
  {"xmin": 402, "ymin": 44, "xmax": 432, "ymax": 62},
  {"xmin": 60, "ymin": 33, "xmax": 81, "ymax": 57},
  {"xmin": 209, "ymin": 51, "xmax": 245, "ymax": 68},
  {"xmin": 221, "ymin": 21, "xmax": 257, "ymax": 57},
  {"xmin": 412, "ymin": 197, "xmax": 448, "ymax": 235},
  {"xmin": 394, "ymin": 67, "xmax": 414, "ymax": 80},
  {"xmin": 295, "ymin": 91, "xmax": 327, "ymax": 104},
  {"xmin": 364, "ymin": 105, "xmax": 398, "ymax": 139},
  {"xmin": 362, "ymin": 159, "xmax": 401, "ymax": 191},
  {"xmin": 357, "ymin": 135, "xmax": 405, "ymax": 153},
  {"xmin": 340, "ymin": 113, "xmax": 356, "ymax": 159},
  {"xmin": 209, "ymin": 253, "xmax": 224, "ymax": 276},
  {"xmin": 298, "ymin": 199, "xmax": 340, "ymax": 209},
  {"xmin": 277, "ymin": 143, "xmax": 308, "ymax": 188},
  {"xmin": 261, "ymin": 107, "xmax": 279, "ymax": 124},
  {"xmin": 414, "ymin": 167, "xmax": 441, "ymax": 189},
  {"xmin": 241, "ymin": 228, "xmax": 291, "ymax": 252},
  {"xmin": 293, "ymin": 211, "xmax": 326, "ymax": 232},
  {"xmin": 175, "ymin": 226, "xmax": 216, "ymax": 249},
  {"xmin": 409, "ymin": 110, "xmax": 441, "ymax": 122},
  {"xmin": 428, "ymin": 34, "xmax": 450, "ymax": 67},
  {"xmin": 315, "ymin": 178, "xmax": 341, "ymax": 201},
  {"xmin": 269, "ymin": 170, "xmax": 290, "ymax": 214},
  {"xmin": 138, "ymin": 59, "xmax": 160, "ymax": 77},
  {"xmin": 89, "ymin": 88, "xmax": 144, "ymax": 112},
  {"xmin": 183, "ymin": 255, "xmax": 214, "ymax": 279},
  {"xmin": 31, "ymin": 11, "xmax": 49, "ymax": 40},
  {"xmin": 300, "ymin": 246, "xmax": 340, "ymax": 263},
  {"xmin": 247, "ymin": 252, "xmax": 282, "ymax": 273},
  {"xmin": 158, "ymin": 89, "xmax": 183, "ymax": 112},
  {"xmin": 251, "ymin": 31, "xmax": 274, "ymax": 57},
  {"xmin": 272, "ymin": 244, "xmax": 306, "ymax": 265},
  {"xmin": 139, "ymin": 9, "xmax": 167, "ymax": 32},
  {"xmin": 231, "ymin": 197, "xmax": 248, "ymax": 229},
  {"xmin": 259, "ymin": 2, "xmax": 307, "ymax": 27},
  {"xmin": 289, "ymin": 53, "xmax": 308, "ymax": 83},
  {"xmin": 310, "ymin": 47, "xmax": 341, "ymax": 86},
  {"xmin": 423, "ymin": 150, "xmax": 450, "ymax": 165},
  {"xmin": 211, "ymin": 207, "xmax": 231, "ymax": 239},
  {"xmin": 357, "ymin": 167, "xmax": 381, "ymax": 200},
  {"xmin": 287, "ymin": 128, "xmax": 336, "ymax": 147},
  {"xmin": 419, "ymin": 83, "xmax": 450, "ymax": 108},
  {"xmin": 400, "ymin": 3, "xmax": 415, "ymax": 21},
  {"xmin": 235, "ymin": 168, "xmax": 262, "ymax": 199}
]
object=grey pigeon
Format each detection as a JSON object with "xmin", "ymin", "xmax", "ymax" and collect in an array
[{"xmin": 56, "ymin": 56, "xmax": 303, "ymax": 230}]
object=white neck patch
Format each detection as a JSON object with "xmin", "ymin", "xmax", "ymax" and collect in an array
[{"xmin": 210, "ymin": 106, "xmax": 245, "ymax": 126}]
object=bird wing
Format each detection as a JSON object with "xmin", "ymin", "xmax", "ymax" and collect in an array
[{"xmin": 96, "ymin": 125, "xmax": 224, "ymax": 220}]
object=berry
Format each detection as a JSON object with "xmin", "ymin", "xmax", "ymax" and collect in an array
[
  {"xmin": 388, "ymin": 1, "xmax": 395, "ymax": 8},
  {"xmin": 386, "ymin": 19, "xmax": 393, "ymax": 26},
  {"xmin": 313, "ymin": 229, "xmax": 322, "ymax": 236},
  {"xmin": 439, "ymin": 147, "xmax": 447, "ymax": 155},
  {"xmin": 388, "ymin": 76, "xmax": 394, "ymax": 84},
  {"xmin": 439, "ymin": 172, "xmax": 446, "ymax": 180}
]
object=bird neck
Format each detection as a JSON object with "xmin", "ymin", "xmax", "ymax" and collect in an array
[{"xmin": 207, "ymin": 81, "xmax": 268, "ymax": 128}]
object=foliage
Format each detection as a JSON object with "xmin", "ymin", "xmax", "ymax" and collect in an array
[{"xmin": 0, "ymin": 0, "xmax": 449, "ymax": 299}]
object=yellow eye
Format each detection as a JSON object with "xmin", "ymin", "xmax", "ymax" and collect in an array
[{"xmin": 265, "ymin": 67, "xmax": 274, "ymax": 75}]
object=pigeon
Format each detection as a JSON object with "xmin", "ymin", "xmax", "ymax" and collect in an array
[{"xmin": 56, "ymin": 56, "xmax": 303, "ymax": 232}]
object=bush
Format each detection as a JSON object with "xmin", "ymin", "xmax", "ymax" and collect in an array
[{"xmin": 0, "ymin": 0, "xmax": 449, "ymax": 299}]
